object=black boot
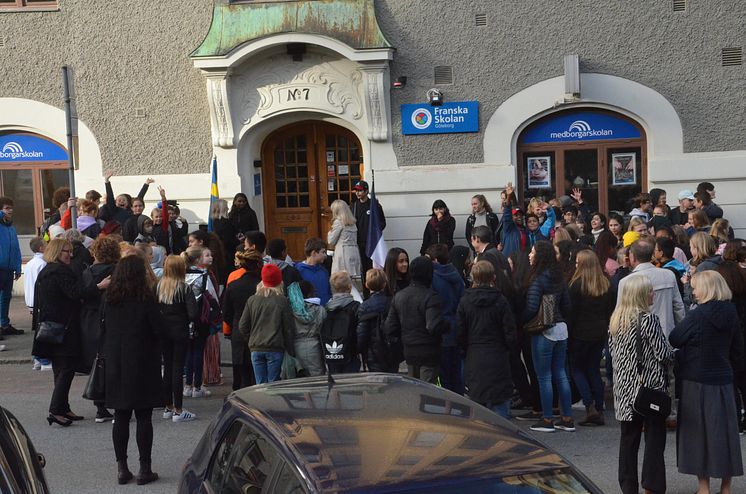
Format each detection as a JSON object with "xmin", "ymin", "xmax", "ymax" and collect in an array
[
  {"xmin": 136, "ymin": 460, "xmax": 159, "ymax": 485},
  {"xmin": 117, "ymin": 460, "xmax": 133, "ymax": 485}
]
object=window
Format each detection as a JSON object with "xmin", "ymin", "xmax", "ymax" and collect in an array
[
  {"xmin": 0, "ymin": 132, "xmax": 69, "ymax": 236},
  {"xmin": 207, "ymin": 421, "xmax": 285, "ymax": 494},
  {"xmin": 0, "ymin": 0, "xmax": 58, "ymax": 10}
]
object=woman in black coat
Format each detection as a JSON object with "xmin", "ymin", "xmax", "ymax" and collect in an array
[
  {"xmin": 101, "ymin": 256, "xmax": 163, "ymax": 485},
  {"xmin": 210, "ymin": 198, "xmax": 239, "ymax": 268},
  {"xmin": 457, "ymin": 260, "xmax": 517, "ymax": 418},
  {"xmin": 420, "ymin": 199, "xmax": 456, "ymax": 255},
  {"xmin": 79, "ymin": 236, "xmax": 120, "ymax": 423},
  {"xmin": 32, "ymin": 238, "xmax": 109, "ymax": 427},
  {"xmin": 228, "ymin": 192, "xmax": 259, "ymax": 234},
  {"xmin": 222, "ymin": 250, "xmax": 263, "ymax": 390}
]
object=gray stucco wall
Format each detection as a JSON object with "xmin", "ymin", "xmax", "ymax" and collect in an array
[
  {"xmin": 377, "ymin": 0, "xmax": 746, "ymax": 165},
  {"xmin": 1, "ymin": 0, "xmax": 744, "ymax": 172},
  {"xmin": 0, "ymin": 0, "xmax": 213, "ymax": 175}
]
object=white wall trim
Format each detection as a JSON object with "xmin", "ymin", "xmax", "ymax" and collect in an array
[
  {"xmin": 483, "ymin": 73, "xmax": 685, "ymax": 166},
  {"xmin": 192, "ymin": 33, "xmax": 394, "ymax": 70}
]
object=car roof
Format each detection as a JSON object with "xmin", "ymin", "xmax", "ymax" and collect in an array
[{"xmin": 229, "ymin": 373, "xmax": 575, "ymax": 492}]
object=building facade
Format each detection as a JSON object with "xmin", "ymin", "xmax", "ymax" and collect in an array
[{"xmin": 1, "ymin": 0, "xmax": 745, "ymax": 257}]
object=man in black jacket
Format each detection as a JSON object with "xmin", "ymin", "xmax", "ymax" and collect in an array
[
  {"xmin": 385, "ymin": 256, "xmax": 447, "ymax": 384},
  {"xmin": 351, "ymin": 180, "xmax": 385, "ymax": 287}
]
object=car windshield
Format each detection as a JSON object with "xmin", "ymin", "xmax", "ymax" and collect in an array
[{"xmin": 363, "ymin": 470, "xmax": 593, "ymax": 494}]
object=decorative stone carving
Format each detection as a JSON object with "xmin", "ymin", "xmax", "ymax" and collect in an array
[
  {"xmin": 359, "ymin": 62, "xmax": 389, "ymax": 142},
  {"xmin": 204, "ymin": 71, "xmax": 235, "ymax": 148},
  {"xmin": 232, "ymin": 54, "xmax": 363, "ymax": 127}
]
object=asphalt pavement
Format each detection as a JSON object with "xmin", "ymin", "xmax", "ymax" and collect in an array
[{"xmin": 2, "ymin": 295, "xmax": 745, "ymax": 493}]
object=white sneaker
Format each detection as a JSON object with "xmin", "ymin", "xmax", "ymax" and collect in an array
[
  {"xmin": 172, "ymin": 410, "xmax": 197, "ymax": 422},
  {"xmin": 182, "ymin": 386, "xmax": 193, "ymax": 397},
  {"xmin": 32, "ymin": 359, "xmax": 41, "ymax": 370},
  {"xmin": 40, "ymin": 363, "xmax": 53, "ymax": 371},
  {"xmin": 163, "ymin": 408, "xmax": 173, "ymax": 420},
  {"xmin": 0, "ymin": 345, "xmax": 6, "ymax": 352},
  {"xmin": 192, "ymin": 387, "xmax": 211, "ymax": 398}
]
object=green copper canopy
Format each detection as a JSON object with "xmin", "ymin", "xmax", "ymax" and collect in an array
[{"xmin": 191, "ymin": 0, "xmax": 393, "ymax": 58}]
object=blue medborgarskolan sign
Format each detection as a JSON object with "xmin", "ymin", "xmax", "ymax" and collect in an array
[
  {"xmin": 520, "ymin": 111, "xmax": 641, "ymax": 144},
  {"xmin": 401, "ymin": 101, "xmax": 479, "ymax": 135},
  {"xmin": 0, "ymin": 133, "xmax": 68, "ymax": 162}
]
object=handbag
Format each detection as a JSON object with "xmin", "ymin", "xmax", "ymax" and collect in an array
[
  {"xmin": 35, "ymin": 321, "xmax": 66, "ymax": 345},
  {"xmin": 82, "ymin": 301, "xmax": 106, "ymax": 401},
  {"xmin": 632, "ymin": 313, "xmax": 671, "ymax": 419},
  {"xmin": 523, "ymin": 294, "xmax": 556, "ymax": 335}
]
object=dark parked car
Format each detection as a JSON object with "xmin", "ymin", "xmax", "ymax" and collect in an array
[
  {"xmin": 179, "ymin": 373, "xmax": 602, "ymax": 493},
  {"xmin": 0, "ymin": 406, "xmax": 50, "ymax": 494}
]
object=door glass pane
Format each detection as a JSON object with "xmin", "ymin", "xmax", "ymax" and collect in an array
[
  {"xmin": 564, "ymin": 149, "xmax": 599, "ymax": 215},
  {"xmin": 521, "ymin": 152, "xmax": 555, "ymax": 209},
  {"xmin": 608, "ymin": 147, "xmax": 642, "ymax": 215},
  {"xmin": 40, "ymin": 168, "xmax": 70, "ymax": 228},
  {"xmin": 273, "ymin": 132, "xmax": 310, "ymax": 210},
  {"xmin": 0, "ymin": 169, "xmax": 36, "ymax": 235}
]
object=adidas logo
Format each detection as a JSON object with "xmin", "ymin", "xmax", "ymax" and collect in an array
[{"xmin": 325, "ymin": 341, "xmax": 345, "ymax": 360}]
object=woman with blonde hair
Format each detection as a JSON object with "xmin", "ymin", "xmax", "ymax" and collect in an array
[
  {"xmin": 210, "ymin": 198, "xmax": 239, "ymax": 270},
  {"xmin": 32, "ymin": 238, "xmax": 110, "ymax": 427},
  {"xmin": 238, "ymin": 264, "xmax": 295, "ymax": 383},
  {"xmin": 710, "ymin": 218, "xmax": 730, "ymax": 253},
  {"xmin": 608, "ymin": 275, "xmax": 673, "ymax": 494},
  {"xmin": 327, "ymin": 199, "xmax": 362, "ymax": 291},
  {"xmin": 689, "ymin": 231, "xmax": 721, "ymax": 273},
  {"xmin": 157, "ymin": 255, "xmax": 198, "ymax": 422},
  {"xmin": 568, "ymin": 249, "xmax": 614, "ymax": 426},
  {"xmin": 669, "ymin": 271, "xmax": 743, "ymax": 494},
  {"xmin": 627, "ymin": 216, "xmax": 649, "ymax": 235}
]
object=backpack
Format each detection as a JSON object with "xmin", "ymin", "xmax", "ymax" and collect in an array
[
  {"xmin": 198, "ymin": 273, "xmax": 222, "ymax": 334},
  {"xmin": 320, "ymin": 302, "xmax": 359, "ymax": 367}
]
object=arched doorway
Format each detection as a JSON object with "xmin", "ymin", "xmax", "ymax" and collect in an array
[
  {"xmin": 516, "ymin": 109, "xmax": 647, "ymax": 215},
  {"xmin": 262, "ymin": 121, "xmax": 364, "ymax": 259}
]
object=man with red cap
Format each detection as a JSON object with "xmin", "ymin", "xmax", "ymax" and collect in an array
[{"xmin": 351, "ymin": 180, "xmax": 386, "ymax": 288}]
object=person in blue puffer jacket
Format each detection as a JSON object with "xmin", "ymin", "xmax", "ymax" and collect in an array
[{"xmin": 0, "ymin": 197, "xmax": 22, "ymax": 335}]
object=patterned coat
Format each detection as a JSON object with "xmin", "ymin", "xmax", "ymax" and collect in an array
[{"xmin": 608, "ymin": 312, "xmax": 674, "ymax": 421}]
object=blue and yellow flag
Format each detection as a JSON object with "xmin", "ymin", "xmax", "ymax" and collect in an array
[{"xmin": 207, "ymin": 156, "xmax": 218, "ymax": 232}]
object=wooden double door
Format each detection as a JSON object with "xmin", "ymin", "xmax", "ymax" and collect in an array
[{"xmin": 262, "ymin": 121, "xmax": 363, "ymax": 260}]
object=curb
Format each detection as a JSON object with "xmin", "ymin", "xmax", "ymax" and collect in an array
[{"xmin": 0, "ymin": 358, "xmax": 33, "ymax": 365}]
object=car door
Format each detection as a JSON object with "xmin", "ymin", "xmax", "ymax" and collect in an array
[{"xmin": 200, "ymin": 420, "xmax": 307, "ymax": 494}]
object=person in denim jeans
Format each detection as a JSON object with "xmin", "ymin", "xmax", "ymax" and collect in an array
[
  {"xmin": 523, "ymin": 241, "xmax": 573, "ymax": 433},
  {"xmin": 239, "ymin": 264, "xmax": 295, "ymax": 384}
]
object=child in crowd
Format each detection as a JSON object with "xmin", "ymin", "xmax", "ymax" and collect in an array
[
  {"xmin": 322, "ymin": 271, "xmax": 361, "ymax": 374},
  {"xmin": 296, "ymin": 238, "xmax": 331, "ymax": 305},
  {"xmin": 356, "ymin": 268, "xmax": 396, "ymax": 372},
  {"xmin": 288, "ymin": 281, "xmax": 325, "ymax": 377},
  {"xmin": 25, "ymin": 237, "xmax": 51, "ymax": 369}
]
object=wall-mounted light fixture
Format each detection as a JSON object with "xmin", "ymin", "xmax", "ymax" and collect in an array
[{"xmin": 427, "ymin": 88, "xmax": 443, "ymax": 106}]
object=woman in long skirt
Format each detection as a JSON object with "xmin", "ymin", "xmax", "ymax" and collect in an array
[{"xmin": 669, "ymin": 270, "xmax": 743, "ymax": 494}]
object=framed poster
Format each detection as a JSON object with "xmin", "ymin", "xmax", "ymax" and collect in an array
[
  {"xmin": 527, "ymin": 156, "xmax": 551, "ymax": 189},
  {"xmin": 612, "ymin": 153, "xmax": 636, "ymax": 186}
]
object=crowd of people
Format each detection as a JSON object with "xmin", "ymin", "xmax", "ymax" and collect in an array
[{"xmin": 0, "ymin": 174, "xmax": 744, "ymax": 493}]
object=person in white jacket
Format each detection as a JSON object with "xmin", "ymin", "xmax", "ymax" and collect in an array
[{"xmin": 24, "ymin": 237, "xmax": 50, "ymax": 368}]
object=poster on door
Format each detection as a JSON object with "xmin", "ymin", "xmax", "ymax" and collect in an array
[
  {"xmin": 611, "ymin": 153, "xmax": 636, "ymax": 186},
  {"xmin": 527, "ymin": 157, "xmax": 551, "ymax": 189}
]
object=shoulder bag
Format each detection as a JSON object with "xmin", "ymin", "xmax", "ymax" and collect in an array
[
  {"xmin": 34, "ymin": 279, "xmax": 67, "ymax": 345},
  {"xmin": 83, "ymin": 301, "xmax": 106, "ymax": 401},
  {"xmin": 523, "ymin": 294, "xmax": 556, "ymax": 335},
  {"xmin": 632, "ymin": 312, "xmax": 671, "ymax": 419}
]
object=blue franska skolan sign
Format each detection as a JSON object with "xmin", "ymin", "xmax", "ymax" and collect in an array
[
  {"xmin": 0, "ymin": 134, "xmax": 68, "ymax": 162},
  {"xmin": 521, "ymin": 111, "xmax": 641, "ymax": 144},
  {"xmin": 401, "ymin": 101, "xmax": 479, "ymax": 135}
]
